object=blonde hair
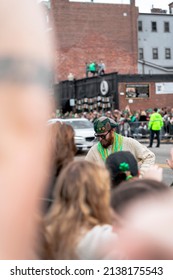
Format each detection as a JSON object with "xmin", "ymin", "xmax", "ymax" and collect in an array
[{"xmin": 44, "ymin": 161, "xmax": 111, "ymax": 259}]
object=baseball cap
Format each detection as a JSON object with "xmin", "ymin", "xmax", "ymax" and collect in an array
[
  {"xmin": 94, "ymin": 117, "xmax": 117, "ymax": 135},
  {"xmin": 106, "ymin": 151, "xmax": 138, "ymax": 187}
]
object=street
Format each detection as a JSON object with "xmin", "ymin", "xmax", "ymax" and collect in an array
[
  {"xmin": 75, "ymin": 144, "xmax": 173, "ymax": 186},
  {"xmin": 153, "ymin": 144, "xmax": 173, "ymax": 186}
]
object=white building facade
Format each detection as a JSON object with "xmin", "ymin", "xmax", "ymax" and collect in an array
[{"xmin": 138, "ymin": 12, "xmax": 173, "ymax": 74}]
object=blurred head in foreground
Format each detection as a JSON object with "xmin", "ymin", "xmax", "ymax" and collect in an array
[
  {"xmin": 108, "ymin": 186, "xmax": 173, "ymax": 260},
  {"xmin": 0, "ymin": 0, "xmax": 54, "ymax": 259},
  {"xmin": 44, "ymin": 161, "xmax": 112, "ymax": 259},
  {"xmin": 49, "ymin": 121, "xmax": 77, "ymax": 177},
  {"xmin": 111, "ymin": 179, "xmax": 169, "ymax": 215},
  {"xmin": 43, "ymin": 121, "xmax": 77, "ymax": 210}
]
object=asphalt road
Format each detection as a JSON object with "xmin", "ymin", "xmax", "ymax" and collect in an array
[
  {"xmin": 151, "ymin": 144, "xmax": 173, "ymax": 186},
  {"xmin": 75, "ymin": 143, "xmax": 173, "ymax": 186}
]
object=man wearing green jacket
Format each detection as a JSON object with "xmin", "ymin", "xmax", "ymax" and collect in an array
[{"xmin": 148, "ymin": 108, "xmax": 163, "ymax": 148}]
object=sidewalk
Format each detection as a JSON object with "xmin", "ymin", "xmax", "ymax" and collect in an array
[{"xmin": 136, "ymin": 137, "xmax": 173, "ymax": 145}]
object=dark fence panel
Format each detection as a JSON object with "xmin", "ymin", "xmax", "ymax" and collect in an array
[{"xmin": 54, "ymin": 72, "xmax": 119, "ymax": 113}]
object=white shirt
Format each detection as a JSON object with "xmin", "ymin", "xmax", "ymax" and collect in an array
[{"xmin": 76, "ymin": 225, "xmax": 117, "ymax": 259}]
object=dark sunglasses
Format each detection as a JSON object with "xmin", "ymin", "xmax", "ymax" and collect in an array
[{"xmin": 95, "ymin": 130, "xmax": 111, "ymax": 139}]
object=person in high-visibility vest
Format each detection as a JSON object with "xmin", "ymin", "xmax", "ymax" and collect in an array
[{"xmin": 148, "ymin": 108, "xmax": 163, "ymax": 148}]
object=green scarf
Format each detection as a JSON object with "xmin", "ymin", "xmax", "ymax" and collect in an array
[{"xmin": 97, "ymin": 132, "xmax": 123, "ymax": 162}]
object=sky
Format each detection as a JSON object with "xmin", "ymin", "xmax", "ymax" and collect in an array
[
  {"xmin": 135, "ymin": 0, "xmax": 171, "ymax": 13},
  {"xmin": 65, "ymin": 0, "xmax": 172, "ymax": 13}
]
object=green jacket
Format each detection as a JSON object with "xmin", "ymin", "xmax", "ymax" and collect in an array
[
  {"xmin": 89, "ymin": 63, "xmax": 96, "ymax": 72},
  {"xmin": 148, "ymin": 112, "xmax": 163, "ymax": 130}
]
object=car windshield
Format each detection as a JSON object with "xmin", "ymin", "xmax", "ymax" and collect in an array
[{"xmin": 64, "ymin": 120, "xmax": 93, "ymax": 129}]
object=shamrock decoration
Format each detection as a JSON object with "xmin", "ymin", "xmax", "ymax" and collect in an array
[{"xmin": 119, "ymin": 162, "xmax": 129, "ymax": 172}]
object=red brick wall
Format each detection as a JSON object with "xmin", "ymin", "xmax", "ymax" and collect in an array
[
  {"xmin": 51, "ymin": 0, "xmax": 138, "ymax": 81},
  {"xmin": 119, "ymin": 82, "xmax": 173, "ymax": 111}
]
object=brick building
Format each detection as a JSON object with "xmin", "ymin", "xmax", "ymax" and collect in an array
[
  {"xmin": 118, "ymin": 75, "xmax": 173, "ymax": 111},
  {"xmin": 51, "ymin": 0, "xmax": 138, "ymax": 81},
  {"xmin": 51, "ymin": 0, "xmax": 173, "ymax": 111}
]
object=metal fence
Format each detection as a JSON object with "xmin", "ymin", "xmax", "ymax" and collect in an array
[{"xmin": 116, "ymin": 121, "xmax": 173, "ymax": 140}]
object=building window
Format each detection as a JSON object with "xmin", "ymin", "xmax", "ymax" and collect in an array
[
  {"xmin": 152, "ymin": 48, "xmax": 158, "ymax": 59},
  {"xmin": 164, "ymin": 22, "xmax": 170, "ymax": 32},
  {"xmin": 126, "ymin": 84, "xmax": 149, "ymax": 99},
  {"xmin": 139, "ymin": 48, "xmax": 144, "ymax": 60},
  {"xmin": 165, "ymin": 48, "xmax": 171, "ymax": 59},
  {"xmin": 138, "ymin": 21, "xmax": 143, "ymax": 31},
  {"xmin": 151, "ymin": 21, "xmax": 157, "ymax": 32}
]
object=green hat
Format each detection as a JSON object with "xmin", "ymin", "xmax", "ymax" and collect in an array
[{"xmin": 94, "ymin": 117, "xmax": 117, "ymax": 135}]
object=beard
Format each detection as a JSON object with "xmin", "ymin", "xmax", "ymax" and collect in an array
[{"xmin": 100, "ymin": 133, "xmax": 114, "ymax": 148}]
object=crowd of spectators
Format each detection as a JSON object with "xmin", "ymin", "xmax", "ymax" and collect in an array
[{"xmin": 54, "ymin": 105, "xmax": 173, "ymax": 138}]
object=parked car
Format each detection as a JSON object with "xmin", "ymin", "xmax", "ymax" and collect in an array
[{"xmin": 48, "ymin": 118, "xmax": 96, "ymax": 151}]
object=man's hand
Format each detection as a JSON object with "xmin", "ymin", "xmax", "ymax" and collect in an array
[{"xmin": 142, "ymin": 165, "xmax": 163, "ymax": 182}]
